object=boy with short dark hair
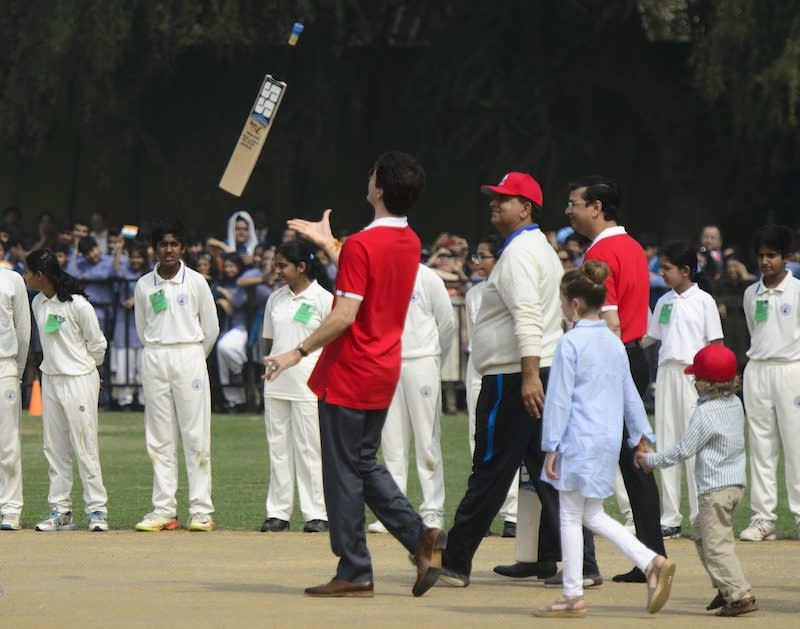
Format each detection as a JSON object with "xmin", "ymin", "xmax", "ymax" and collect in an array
[
  {"xmin": 134, "ymin": 222, "xmax": 220, "ymax": 532},
  {"xmin": 737, "ymin": 225, "xmax": 800, "ymax": 543},
  {"xmin": 636, "ymin": 345, "xmax": 758, "ymax": 617}
]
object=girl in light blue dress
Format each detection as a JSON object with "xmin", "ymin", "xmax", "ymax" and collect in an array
[{"xmin": 535, "ymin": 261, "xmax": 675, "ymax": 618}]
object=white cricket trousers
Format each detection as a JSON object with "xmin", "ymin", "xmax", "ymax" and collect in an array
[
  {"xmin": 113, "ymin": 346, "xmax": 143, "ymax": 406},
  {"xmin": 142, "ymin": 344, "xmax": 213, "ymax": 516},
  {"xmin": 743, "ymin": 359, "xmax": 800, "ymax": 523},
  {"xmin": 655, "ymin": 361, "xmax": 699, "ymax": 527},
  {"xmin": 216, "ymin": 328, "xmax": 248, "ymax": 406},
  {"xmin": 0, "ymin": 358, "xmax": 23, "ymax": 517},
  {"xmin": 41, "ymin": 370, "xmax": 107, "ymax": 514},
  {"xmin": 264, "ymin": 397, "xmax": 326, "ymax": 522},
  {"xmin": 466, "ymin": 356, "xmax": 518, "ymax": 522},
  {"xmin": 382, "ymin": 355, "xmax": 445, "ymax": 525},
  {"xmin": 560, "ymin": 489, "xmax": 657, "ymax": 597}
]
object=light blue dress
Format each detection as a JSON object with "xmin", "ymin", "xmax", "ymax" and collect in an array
[{"xmin": 541, "ymin": 319, "xmax": 656, "ymax": 499}]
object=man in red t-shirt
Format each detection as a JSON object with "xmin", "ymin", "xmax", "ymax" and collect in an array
[
  {"xmin": 565, "ymin": 175, "xmax": 667, "ymax": 583},
  {"xmin": 265, "ymin": 152, "xmax": 446, "ymax": 599}
]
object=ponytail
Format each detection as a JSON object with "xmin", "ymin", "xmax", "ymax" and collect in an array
[
  {"xmin": 276, "ymin": 238, "xmax": 333, "ymax": 293},
  {"xmin": 662, "ymin": 240, "xmax": 711, "ymax": 293},
  {"xmin": 25, "ymin": 248, "xmax": 87, "ymax": 302}
]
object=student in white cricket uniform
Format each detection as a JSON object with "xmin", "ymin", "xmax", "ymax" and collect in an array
[
  {"xmin": 0, "ymin": 266, "xmax": 31, "ymax": 531},
  {"xmin": 25, "ymin": 249, "xmax": 109, "ymax": 532},
  {"xmin": 464, "ymin": 234, "xmax": 519, "ymax": 536},
  {"xmin": 739, "ymin": 225, "xmax": 800, "ymax": 541},
  {"xmin": 646, "ymin": 241, "xmax": 723, "ymax": 538},
  {"xmin": 134, "ymin": 223, "xmax": 220, "ymax": 532},
  {"xmin": 261, "ymin": 239, "xmax": 333, "ymax": 533},
  {"xmin": 367, "ymin": 262, "xmax": 454, "ymax": 532}
]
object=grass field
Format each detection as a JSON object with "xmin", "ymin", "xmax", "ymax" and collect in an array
[{"xmin": 16, "ymin": 411, "xmax": 795, "ymax": 538}]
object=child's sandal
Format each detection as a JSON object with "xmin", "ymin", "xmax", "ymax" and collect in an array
[
  {"xmin": 532, "ymin": 595, "xmax": 586, "ymax": 618},
  {"xmin": 645, "ymin": 556, "xmax": 676, "ymax": 614}
]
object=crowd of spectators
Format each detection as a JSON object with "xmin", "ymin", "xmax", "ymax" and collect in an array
[{"xmin": 2, "ymin": 204, "xmax": 799, "ymax": 412}]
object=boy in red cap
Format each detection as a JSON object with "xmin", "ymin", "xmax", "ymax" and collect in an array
[{"xmin": 635, "ymin": 345, "xmax": 758, "ymax": 616}]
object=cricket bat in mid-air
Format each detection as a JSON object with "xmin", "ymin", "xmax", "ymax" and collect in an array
[{"xmin": 218, "ymin": 22, "xmax": 302, "ymax": 197}]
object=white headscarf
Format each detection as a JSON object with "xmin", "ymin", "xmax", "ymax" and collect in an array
[{"xmin": 226, "ymin": 210, "xmax": 258, "ymax": 255}]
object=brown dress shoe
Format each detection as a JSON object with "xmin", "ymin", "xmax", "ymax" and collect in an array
[
  {"xmin": 412, "ymin": 527, "xmax": 448, "ymax": 597},
  {"xmin": 304, "ymin": 577, "xmax": 374, "ymax": 598}
]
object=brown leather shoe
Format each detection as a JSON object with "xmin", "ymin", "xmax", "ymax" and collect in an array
[
  {"xmin": 412, "ymin": 527, "xmax": 448, "ymax": 597},
  {"xmin": 304, "ymin": 577, "xmax": 374, "ymax": 598}
]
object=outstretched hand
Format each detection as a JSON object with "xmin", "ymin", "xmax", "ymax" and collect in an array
[
  {"xmin": 287, "ymin": 209, "xmax": 334, "ymax": 249},
  {"xmin": 262, "ymin": 350, "xmax": 302, "ymax": 382}
]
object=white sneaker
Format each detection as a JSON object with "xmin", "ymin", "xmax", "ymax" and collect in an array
[
  {"xmin": 367, "ymin": 520, "xmax": 388, "ymax": 534},
  {"xmin": 36, "ymin": 509, "xmax": 77, "ymax": 531},
  {"xmin": 0, "ymin": 513, "xmax": 21, "ymax": 530},
  {"xmin": 135, "ymin": 512, "xmax": 179, "ymax": 532},
  {"xmin": 87, "ymin": 511, "xmax": 109, "ymax": 532},
  {"xmin": 739, "ymin": 518, "xmax": 776, "ymax": 541},
  {"xmin": 188, "ymin": 513, "xmax": 214, "ymax": 532}
]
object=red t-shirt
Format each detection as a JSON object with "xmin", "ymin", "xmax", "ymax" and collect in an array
[
  {"xmin": 308, "ymin": 221, "xmax": 420, "ymax": 409},
  {"xmin": 584, "ymin": 229, "xmax": 649, "ymax": 343}
]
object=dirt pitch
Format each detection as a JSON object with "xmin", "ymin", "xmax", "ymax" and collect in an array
[{"xmin": 1, "ymin": 532, "xmax": 796, "ymax": 627}]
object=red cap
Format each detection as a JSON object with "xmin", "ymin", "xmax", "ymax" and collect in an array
[
  {"xmin": 684, "ymin": 345, "xmax": 737, "ymax": 382},
  {"xmin": 481, "ymin": 172, "xmax": 543, "ymax": 207}
]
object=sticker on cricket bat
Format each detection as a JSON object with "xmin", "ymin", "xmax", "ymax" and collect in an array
[{"xmin": 219, "ymin": 75, "xmax": 287, "ymax": 197}]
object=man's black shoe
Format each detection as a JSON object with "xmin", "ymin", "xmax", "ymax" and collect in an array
[
  {"xmin": 260, "ymin": 517, "xmax": 289, "ymax": 532},
  {"xmin": 493, "ymin": 561, "xmax": 557, "ymax": 579},
  {"xmin": 501, "ymin": 521, "xmax": 516, "ymax": 538},
  {"xmin": 612, "ymin": 566, "xmax": 647, "ymax": 583}
]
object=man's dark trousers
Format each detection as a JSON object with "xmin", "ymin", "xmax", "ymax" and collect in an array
[
  {"xmin": 318, "ymin": 399, "xmax": 425, "ymax": 583},
  {"xmin": 619, "ymin": 344, "xmax": 666, "ymax": 555},
  {"xmin": 443, "ymin": 369, "xmax": 598, "ymax": 576}
]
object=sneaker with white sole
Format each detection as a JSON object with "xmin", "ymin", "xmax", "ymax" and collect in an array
[
  {"xmin": 86, "ymin": 511, "xmax": 109, "ymax": 532},
  {"xmin": 188, "ymin": 513, "xmax": 214, "ymax": 532},
  {"xmin": 367, "ymin": 520, "xmax": 388, "ymax": 534},
  {"xmin": 36, "ymin": 509, "xmax": 77, "ymax": 531},
  {"xmin": 422, "ymin": 514, "xmax": 445, "ymax": 529},
  {"xmin": 739, "ymin": 518, "xmax": 776, "ymax": 541},
  {"xmin": 135, "ymin": 512, "xmax": 180, "ymax": 532},
  {"xmin": 0, "ymin": 513, "xmax": 21, "ymax": 530}
]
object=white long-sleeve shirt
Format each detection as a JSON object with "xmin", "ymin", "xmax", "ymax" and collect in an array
[
  {"xmin": 471, "ymin": 228, "xmax": 563, "ymax": 375},
  {"xmin": 135, "ymin": 262, "xmax": 220, "ymax": 356},
  {"xmin": 401, "ymin": 264, "xmax": 455, "ymax": 360},
  {"xmin": 32, "ymin": 292, "xmax": 107, "ymax": 376},
  {"xmin": 0, "ymin": 268, "xmax": 31, "ymax": 377}
]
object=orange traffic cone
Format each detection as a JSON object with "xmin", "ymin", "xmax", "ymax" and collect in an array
[{"xmin": 29, "ymin": 379, "xmax": 42, "ymax": 417}]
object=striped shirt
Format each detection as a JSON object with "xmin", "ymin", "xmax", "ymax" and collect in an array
[{"xmin": 644, "ymin": 394, "xmax": 746, "ymax": 494}]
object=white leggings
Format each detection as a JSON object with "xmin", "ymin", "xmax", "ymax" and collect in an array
[{"xmin": 560, "ymin": 489, "xmax": 657, "ymax": 596}]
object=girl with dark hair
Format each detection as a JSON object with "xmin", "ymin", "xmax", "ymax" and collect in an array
[
  {"xmin": 536, "ymin": 261, "xmax": 671, "ymax": 618},
  {"xmin": 24, "ymin": 249, "xmax": 109, "ymax": 532},
  {"xmin": 214, "ymin": 253, "xmax": 249, "ymax": 411},
  {"xmin": 645, "ymin": 241, "xmax": 724, "ymax": 539},
  {"xmin": 463, "ymin": 235, "xmax": 517, "ymax": 532},
  {"xmin": 259, "ymin": 239, "xmax": 333, "ymax": 533}
]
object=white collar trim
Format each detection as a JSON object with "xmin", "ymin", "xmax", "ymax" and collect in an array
[
  {"xmin": 585, "ymin": 225, "xmax": 627, "ymax": 254},
  {"xmin": 363, "ymin": 216, "xmax": 409, "ymax": 230}
]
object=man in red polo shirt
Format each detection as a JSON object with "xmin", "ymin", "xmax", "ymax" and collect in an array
[
  {"xmin": 564, "ymin": 175, "xmax": 667, "ymax": 584},
  {"xmin": 264, "ymin": 151, "xmax": 446, "ymax": 599}
]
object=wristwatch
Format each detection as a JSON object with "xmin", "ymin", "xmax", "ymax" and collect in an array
[{"xmin": 296, "ymin": 342, "xmax": 309, "ymax": 358}]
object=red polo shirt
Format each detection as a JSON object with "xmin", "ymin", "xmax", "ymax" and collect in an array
[
  {"xmin": 308, "ymin": 217, "xmax": 420, "ymax": 410},
  {"xmin": 584, "ymin": 227, "xmax": 649, "ymax": 344}
]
